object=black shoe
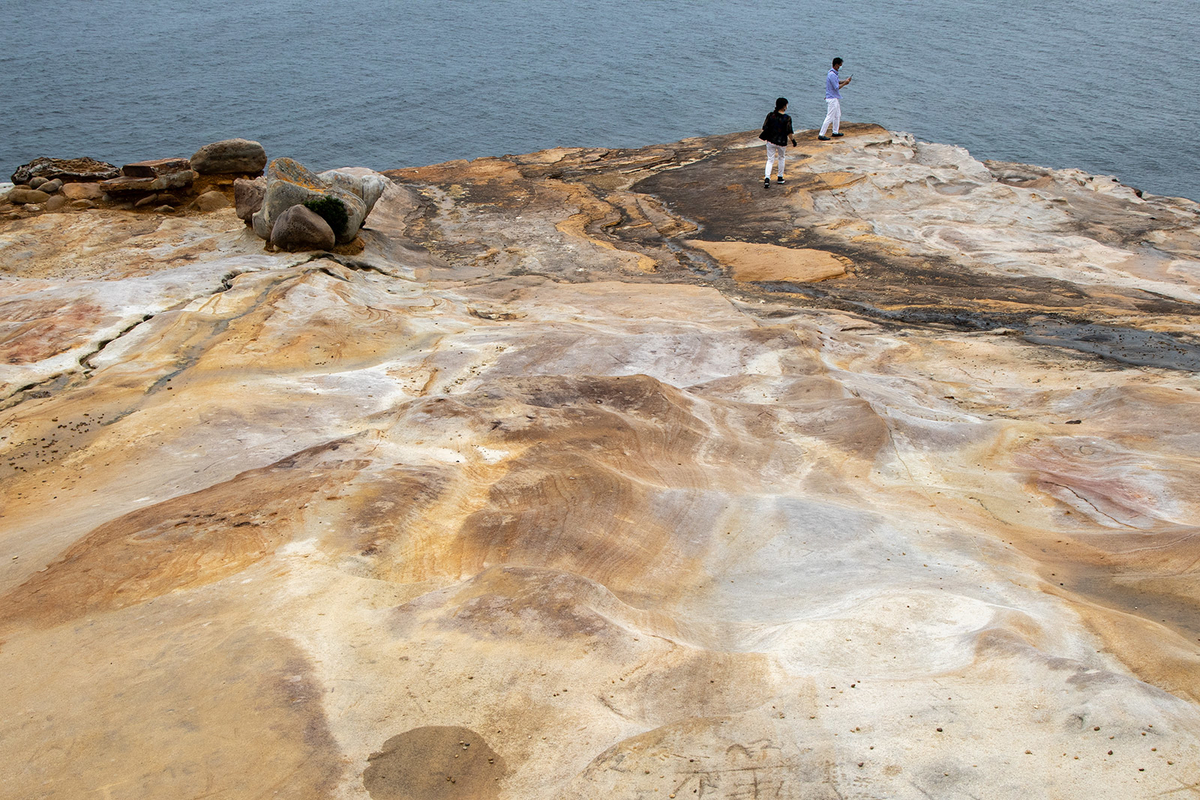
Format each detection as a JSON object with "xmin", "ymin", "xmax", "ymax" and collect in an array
[
  {"xmin": 764, "ymin": 177, "xmax": 770, "ymax": 188},
  {"xmin": 831, "ymin": 132, "xmax": 844, "ymax": 137},
  {"xmin": 817, "ymin": 135, "xmax": 831, "ymax": 141},
  {"xmin": 776, "ymin": 177, "xmax": 786, "ymax": 184}
]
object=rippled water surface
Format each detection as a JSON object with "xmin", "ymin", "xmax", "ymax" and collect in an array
[{"xmin": 2, "ymin": 0, "xmax": 1197, "ymax": 199}]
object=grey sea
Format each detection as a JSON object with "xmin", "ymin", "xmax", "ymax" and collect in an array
[{"xmin": 2, "ymin": 0, "xmax": 1198, "ymax": 200}]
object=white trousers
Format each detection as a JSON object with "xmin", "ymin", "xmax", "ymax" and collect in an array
[
  {"xmin": 764, "ymin": 142, "xmax": 787, "ymax": 178},
  {"xmin": 820, "ymin": 98, "xmax": 841, "ymax": 136}
]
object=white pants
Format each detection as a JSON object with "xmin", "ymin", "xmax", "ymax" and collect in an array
[
  {"xmin": 820, "ymin": 98, "xmax": 841, "ymax": 136},
  {"xmin": 764, "ymin": 142, "xmax": 787, "ymax": 178}
]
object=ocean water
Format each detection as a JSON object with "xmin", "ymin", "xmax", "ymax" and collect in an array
[{"xmin": 2, "ymin": 0, "xmax": 1197, "ymax": 200}]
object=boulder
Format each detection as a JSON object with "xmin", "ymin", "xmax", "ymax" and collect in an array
[
  {"xmin": 121, "ymin": 158, "xmax": 191, "ymax": 179},
  {"xmin": 45, "ymin": 195, "xmax": 68, "ymax": 211},
  {"xmin": 234, "ymin": 177, "xmax": 265, "ymax": 222},
  {"xmin": 269, "ymin": 204, "xmax": 336, "ymax": 251},
  {"xmin": 61, "ymin": 182, "xmax": 104, "ymax": 201},
  {"xmin": 29, "ymin": 177, "xmax": 48, "ymax": 189},
  {"xmin": 39, "ymin": 179, "xmax": 63, "ymax": 194},
  {"xmin": 12, "ymin": 157, "xmax": 120, "ymax": 184},
  {"xmin": 70, "ymin": 199, "xmax": 96, "ymax": 210},
  {"xmin": 190, "ymin": 139, "xmax": 267, "ymax": 175},
  {"xmin": 318, "ymin": 170, "xmax": 389, "ymax": 218},
  {"xmin": 7, "ymin": 188, "xmax": 51, "ymax": 204},
  {"xmin": 195, "ymin": 190, "xmax": 231, "ymax": 212}
]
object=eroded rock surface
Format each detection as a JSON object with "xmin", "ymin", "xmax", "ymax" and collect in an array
[{"xmin": 2, "ymin": 125, "xmax": 1200, "ymax": 799}]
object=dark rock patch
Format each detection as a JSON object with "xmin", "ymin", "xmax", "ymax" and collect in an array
[{"xmin": 364, "ymin": 726, "xmax": 505, "ymax": 800}]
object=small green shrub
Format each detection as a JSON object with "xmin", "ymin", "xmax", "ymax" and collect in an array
[{"xmin": 302, "ymin": 195, "xmax": 348, "ymax": 234}]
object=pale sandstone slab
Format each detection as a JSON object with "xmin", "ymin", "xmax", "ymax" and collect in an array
[
  {"xmin": 687, "ymin": 239, "xmax": 849, "ymax": 282},
  {"xmin": 1, "ymin": 127, "xmax": 1199, "ymax": 800}
]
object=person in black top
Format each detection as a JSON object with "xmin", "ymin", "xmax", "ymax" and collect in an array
[{"xmin": 761, "ymin": 97, "xmax": 797, "ymax": 189}]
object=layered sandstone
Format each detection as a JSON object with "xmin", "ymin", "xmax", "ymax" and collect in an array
[{"xmin": 1, "ymin": 125, "xmax": 1199, "ymax": 799}]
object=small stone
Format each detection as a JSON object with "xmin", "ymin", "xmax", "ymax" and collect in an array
[
  {"xmin": 45, "ymin": 195, "xmax": 68, "ymax": 211},
  {"xmin": 154, "ymin": 205, "xmax": 175, "ymax": 214},
  {"xmin": 39, "ymin": 179, "xmax": 63, "ymax": 193},
  {"xmin": 29, "ymin": 176, "xmax": 48, "ymax": 188},
  {"xmin": 195, "ymin": 190, "xmax": 231, "ymax": 212},
  {"xmin": 134, "ymin": 194, "xmax": 160, "ymax": 208},
  {"xmin": 70, "ymin": 199, "xmax": 96, "ymax": 209}
]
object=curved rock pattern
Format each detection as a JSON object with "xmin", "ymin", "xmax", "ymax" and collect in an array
[{"xmin": 1, "ymin": 125, "xmax": 1199, "ymax": 798}]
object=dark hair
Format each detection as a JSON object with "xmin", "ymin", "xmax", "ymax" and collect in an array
[
  {"xmin": 775, "ymin": 97, "xmax": 788, "ymax": 111},
  {"xmin": 832, "ymin": 57, "xmax": 843, "ymax": 67}
]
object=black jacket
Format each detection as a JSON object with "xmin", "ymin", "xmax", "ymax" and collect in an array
[{"xmin": 760, "ymin": 111, "xmax": 794, "ymax": 147}]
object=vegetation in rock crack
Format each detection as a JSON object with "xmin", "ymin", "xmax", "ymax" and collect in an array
[{"xmin": 302, "ymin": 195, "xmax": 348, "ymax": 233}]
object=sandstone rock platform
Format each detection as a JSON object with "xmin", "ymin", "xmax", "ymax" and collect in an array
[{"xmin": 1, "ymin": 124, "xmax": 1199, "ymax": 799}]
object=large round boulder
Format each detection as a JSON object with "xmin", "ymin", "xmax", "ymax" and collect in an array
[
  {"xmin": 11, "ymin": 157, "xmax": 120, "ymax": 184},
  {"xmin": 190, "ymin": 139, "xmax": 268, "ymax": 175},
  {"xmin": 269, "ymin": 204, "xmax": 336, "ymax": 251}
]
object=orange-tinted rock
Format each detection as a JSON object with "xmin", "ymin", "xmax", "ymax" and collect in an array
[{"xmin": 1, "ymin": 127, "xmax": 1200, "ymax": 799}]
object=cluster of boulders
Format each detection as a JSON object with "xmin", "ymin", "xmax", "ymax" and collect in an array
[
  {"xmin": 234, "ymin": 158, "xmax": 387, "ymax": 252},
  {"xmin": 3, "ymin": 140, "xmax": 385, "ymax": 252},
  {"xmin": 2, "ymin": 139, "xmax": 267, "ymax": 216}
]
